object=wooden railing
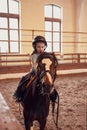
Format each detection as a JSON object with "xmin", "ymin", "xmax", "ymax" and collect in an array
[
  {"xmin": 0, "ymin": 30, "xmax": 87, "ymax": 54},
  {"xmin": 0, "ymin": 53, "xmax": 31, "ymax": 66},
  {"xmin": 0, "ymin": 53, "xmax": 87, "ymax": 75},
  {"xmin": 55, "ymin": 53, "xmax": 87, "ymax": 63},
  {"xmin": 0, "ymin": 53, "xmax": 87, "ymax": 66}
]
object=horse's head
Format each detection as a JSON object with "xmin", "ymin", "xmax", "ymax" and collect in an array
[{"xmin": 36, "ymin": 52, "xmax": 58, "ymax": 92}]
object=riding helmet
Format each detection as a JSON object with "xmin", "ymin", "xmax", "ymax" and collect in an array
[{"xmin": 32, "ymin": 35, "xmax": 47, "ymax": 49}]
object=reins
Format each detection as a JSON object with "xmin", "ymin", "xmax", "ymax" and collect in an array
[{"xmin": 52, "ymin": 92, "xmax": 59, "ymax": 130}]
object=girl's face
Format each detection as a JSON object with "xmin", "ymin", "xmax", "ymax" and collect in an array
[{"xmin": 36, "ymin": 42, "xmax": 46, "ymax": 53}]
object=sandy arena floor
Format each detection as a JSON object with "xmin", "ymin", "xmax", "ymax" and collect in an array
[{"xmin": 0, "ymin": 74, "xmax": 87, "ymax": 130}]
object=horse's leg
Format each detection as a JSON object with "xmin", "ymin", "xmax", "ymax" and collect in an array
[
  {"xmin": 23, "ymin": 110, "xmax": 31, "ymax": 130},
  {"xmin": 24, "ymin": 118, "xmax": 32, "ymax": 130},
  {"xmin": 24, "ymin": 116, "xmax": 30, "ymax": 130},
  {"xmin": 39, "ymin": 118, "xmax": 46, "ymax": 130}
]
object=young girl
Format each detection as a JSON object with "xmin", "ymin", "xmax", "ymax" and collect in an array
[
  {"xmin": 13, "ymin": 35, "xmax": 47, "ymax": 102},
  {"xmin": 13, "ymin": 35, "xmax": 58, "ymax": 103}
]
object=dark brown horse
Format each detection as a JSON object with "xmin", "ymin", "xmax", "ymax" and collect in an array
[{"xmin": 22, "ymin": 52, "xmax": 58, "ymax": 130}]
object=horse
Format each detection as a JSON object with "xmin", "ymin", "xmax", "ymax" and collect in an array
[{"xmin": 22, "ymin": 52, "xmax": 58, "ymax": 130}]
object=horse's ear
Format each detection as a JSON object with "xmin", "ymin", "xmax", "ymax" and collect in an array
[{"xmin": 37, "ymin": 52, "xmax": 58, "ymax": 68}]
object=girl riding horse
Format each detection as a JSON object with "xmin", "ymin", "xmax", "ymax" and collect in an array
[{"xmin": 13, "ymin": 35, "xmax": 58, "ymax": 103}]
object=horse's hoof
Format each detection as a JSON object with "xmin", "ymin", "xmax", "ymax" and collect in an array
[{"xmin": 33, "ymin": 120, "xmax": 40, "ymax": 130}]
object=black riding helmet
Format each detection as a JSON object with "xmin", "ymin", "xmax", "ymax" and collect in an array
[{"xmin": 32, "ymin": 35, "xmax": 47, "ymax": 50}]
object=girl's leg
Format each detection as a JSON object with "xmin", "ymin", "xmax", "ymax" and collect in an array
[{"xmin": 13, "ymin": 73, "xmax": 30, "ymax": 101}]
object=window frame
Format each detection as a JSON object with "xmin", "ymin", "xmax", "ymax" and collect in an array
[
  {"xmin": 45, "ymin": 4, "xmax": 61, "ymax": 53},
  {"xmin": 0, "ymin": 0, "xmax": 20, "ymax": 54}
]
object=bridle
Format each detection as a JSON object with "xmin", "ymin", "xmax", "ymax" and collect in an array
[
  {"xmin": 34, "ymin": 52, "xmax": 58, "ymax": 98},
  {"xmin": 36, "ymin": 52, "xmax": 58, "ymax": 81}
]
